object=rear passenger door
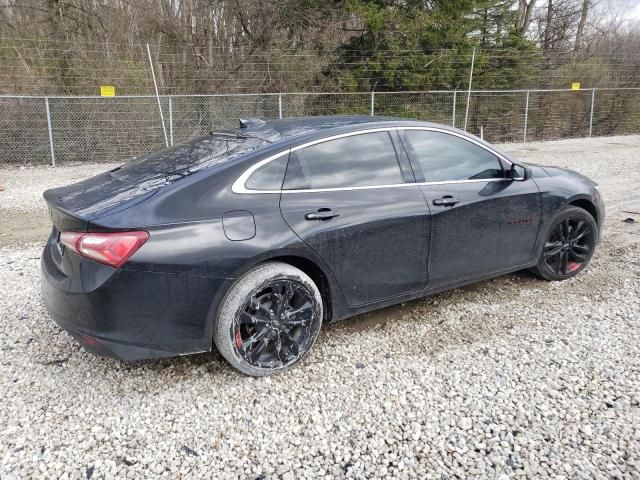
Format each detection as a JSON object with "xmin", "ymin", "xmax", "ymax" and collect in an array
[
  {"xmin": 400, "ymin": 129, "xmax": 541, "ymax": 287},
  {"xmin": 279, "ymin": 131, "xmax": 431, "ymax": 306}
]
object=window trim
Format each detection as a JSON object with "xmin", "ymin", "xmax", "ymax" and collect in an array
[{"xmin": 232, "ymin": 127, "xmax": 514, "ymax": 194}]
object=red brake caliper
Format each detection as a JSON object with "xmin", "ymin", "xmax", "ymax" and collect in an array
[
  {"xmin": 567, "ymin": 262, "xmax": 581, "ymax": 272},
  {"xmin": 235, "ymin": 330, "xmax": 243, "ymax": 348}
]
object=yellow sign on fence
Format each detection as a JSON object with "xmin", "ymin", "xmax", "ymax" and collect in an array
[
  {"xmin": 100, "ymin": 85, "xmax": 116, "ymax": 97},
  {"xmin": 571, "ymin": 82, "xmax": 581, "ymax": 90}
]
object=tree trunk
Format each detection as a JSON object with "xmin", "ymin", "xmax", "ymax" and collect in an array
[
  {"xmin": 543, "ymin": 0, "xmax": 553, "ymax": 51},
  {"xmin": 481, "ymin": 7, "xmax": 487, "ymax": 47},
  {"xmin": 575, "ymin": 0, "xmax": 590, "ymax": 52},
  {"xmin": 517, "ymin": 0, "xmax": 534, "ymax": 35}
]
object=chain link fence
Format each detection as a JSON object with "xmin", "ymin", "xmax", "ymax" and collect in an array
[{"xmin": 1, "ymin": 88, "xmax": 639, "ymax": 166}]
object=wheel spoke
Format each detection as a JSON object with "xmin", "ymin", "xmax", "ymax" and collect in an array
[
  {"xmin": 569, "ymin": 220, "xmax": 583, "ymax": 241},
  {"xmin": 270, "ymin": 281, "xmax": 296, "ymax": 315},
  {"xmin": 562, "ymin": 219, "xmax": 570, "ymax": 242},
  {"xmin": 571, "ymin": 245, "xmax": 591, "ymax": 255},
  {"xmin": 238, "ymin": 311, "xmax": 268, "ymax": 326},
  {"xmin": 279, "ymin": 329, "xmax": 300, "ymax": 357},
  {"xmin": 272, "ymin": 331, "xmax": 284, "ymax": 364},
  {"xmin": 239, "ymin": 326, "xmax": 269, "ymax": 353},
  {"xmin": 548, "ymin": 250, "xmax": 563, "ymax": 264},
  {"xmin": 285, "ymin": 301, "xmax": 313, "ymax": 326},
  {"xmin": 281, "ymin": 282, "xmax": 295, "ymax": 309},
  {"xmin": 553, "ymin": 222, "xmax": 564, "ymax": 241},
  {"xmin": 544, "ymin": 241, "xmax": 563, "ymax": 257},
  {"xmin": 289, "ymin": 300, "xmax": 312, "ymax": 315},
  {"xmin": 569, "ymin": 248, "xmax": 587, "ymax": 261},
  {"xmin": 272, "ymin": 330, "xmax": 296, "ymax": 363},
  {"xmin": 285, "ymin": 318, "xmax": 311, "ymax": 327},
  {"xmin": 246, "ymin": 338, "xmax": 269, "ymax": 364},
  {"xmin": 560, "ymin": 250, "xmax": 569, "ymax": 274},
  {"xmin": 269, "ymin": 292, "xmax": 281, "ymax": 314},
  {"xmin": 571, "ymin": 225, "xmax": 590, "ymax": 243},
  {"xmin": 239, "ymin": 331, "xmax": 272, "ymax": 364},
  {"xmin": 250, "ymin": 298, "xmax": 272, "ymax": 319}
]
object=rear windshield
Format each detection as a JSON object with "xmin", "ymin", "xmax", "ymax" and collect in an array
[{"xmin": 111, "ymin": 133, "xmax": 270, "ymax": 185}]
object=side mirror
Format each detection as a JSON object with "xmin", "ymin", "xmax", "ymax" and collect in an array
[{"xmin": 509, "ymin": 163, "xmax": 527, "ymax": 181}]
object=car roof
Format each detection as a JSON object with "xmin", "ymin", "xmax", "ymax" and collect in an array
[
  {"xmin": 231, "ymin": 115, "xmax": 518, "ymax": 169},
  {"xmin": 229, "ymin": 115, "xmax": 444, "ymax": 142}
]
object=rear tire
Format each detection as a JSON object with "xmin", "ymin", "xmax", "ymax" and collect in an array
[
  {"xmin": 213, "ymin": 262, "xmax": 323, "ymax": 376},
  {"xmin": 530, "ymin": 206, "xmax": 598, "ymax": 281}
]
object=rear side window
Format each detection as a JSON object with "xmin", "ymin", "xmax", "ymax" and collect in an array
[
  {"xmin": 403, "ymin": 130, "xmax": 503, "ymax": 182},
  {"xmin": 283, "ymin": 132, "xmax": 403, "ymax": 190},
  {"xmin": 245, "ymin": 155, "xmax": 288, "ymax": 190}
]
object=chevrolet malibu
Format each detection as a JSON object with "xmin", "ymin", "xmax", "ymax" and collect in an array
[{"xmin": 41, "ymin": 116, "xmax": 604, "ymax": 376}]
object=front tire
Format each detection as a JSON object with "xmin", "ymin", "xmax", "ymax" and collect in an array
[
  {"xmin": 530, "ymin": 206, "xmax": 598, "ymax": 281},
  {"xmin": 213, "ymin": 262, "xmax": 323, "ymax": 376}
]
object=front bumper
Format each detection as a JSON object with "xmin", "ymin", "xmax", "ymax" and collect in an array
[{"xmin": 40, "ymin": 242, "xmax": 228, "ymax": 361}]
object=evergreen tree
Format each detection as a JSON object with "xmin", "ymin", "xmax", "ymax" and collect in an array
[{"xmin": 322, "ymin": 0, "xmax": 540, "ymax": 91}]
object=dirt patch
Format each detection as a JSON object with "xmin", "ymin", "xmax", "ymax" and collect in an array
[{"xmin": 0, "ymin": 209, "xmax": 49, "ymax": 247}]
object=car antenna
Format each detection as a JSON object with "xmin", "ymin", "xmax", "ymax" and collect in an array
[{"xmin": 238, "ymin": 118, "xmax": 266, "ymax": 129}]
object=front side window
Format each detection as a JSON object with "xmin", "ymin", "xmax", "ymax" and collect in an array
[
  {"xmin": 403, "ymin": 130, "xmax": 504, "ymax": 182},
  {"xmin": 283, "ymin": 132, "xmax": 403, "ymax": 190}
]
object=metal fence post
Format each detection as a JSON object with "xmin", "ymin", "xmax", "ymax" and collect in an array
[
  {"xmin": 44, "ymin": 97, "xmax": 56, "ymax": 167},
  {"xmin": 278, "ymin": 93, "xmax": 283, "ymax": 119},
  {"xmin": 589, "ymin": 88, "xmax": 595, "ymax": 137},
  {"xmin": 370, "ymin": 91, "xmax": 375, "ymax": 116},
  {"xmin": 523, "ymin": 90, "xmax": 530, "ymax": 143},
  {"xmin": 168, "ymin": 95, "xmax": 174, "ymax": 146},
  {"xmin": 452, "ymin": 90, "xmax": 457, "ymax": 127}
]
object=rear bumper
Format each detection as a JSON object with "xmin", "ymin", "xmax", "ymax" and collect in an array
[{"xmin": 40, "ymin": 243, "xmax": 229, "ymax": 361}]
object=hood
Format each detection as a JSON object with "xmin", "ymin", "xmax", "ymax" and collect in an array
[{"xmin": 540, "ymin": 166, "xmax": 596, "ymax": 185}]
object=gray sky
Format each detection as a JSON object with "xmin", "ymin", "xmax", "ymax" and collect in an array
[
  {"xmin": 530, "ymin": 0, "xmax": 640, "ymax": 23},
  {"xmin": 626, "ymin": 2, "xmax": 640, "ymax": 21},
  {"xmin": 596, "ymin": 0, "xmax": 640, "ymax": 23}
]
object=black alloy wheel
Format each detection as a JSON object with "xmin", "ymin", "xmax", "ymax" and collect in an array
[
  {"xmin": 232, "ymin": 280, "xmax": 318, "ymax": 369},
  {"xmin": 543, "ymin": 217, "xmax": 595, "ymax": 275},
  {"xmin": 532, "ymin": 206, "xmax": 598, "ymax": 281}
]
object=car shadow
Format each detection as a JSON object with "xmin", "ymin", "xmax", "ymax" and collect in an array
[{"xmin": 110, "ymin": 270, "xmax": 543, "ymax": 379}]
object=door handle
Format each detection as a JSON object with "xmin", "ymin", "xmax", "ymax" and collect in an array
[
  {"xmin": 432, "ymin": 196, "xmax": 460, "ymax": 207},
  {"xmin": 305, "ymin": 208, "xmax": 340, "ymax": 221}
]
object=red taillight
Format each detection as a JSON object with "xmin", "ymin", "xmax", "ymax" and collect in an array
[{"xmin": 60, "ymin": 231, "xmax": 149, "ymax": 268}]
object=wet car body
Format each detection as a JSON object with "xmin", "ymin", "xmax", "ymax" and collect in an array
[{"xmin": 41, "ymin": 116, "xmax": 604, "ymax": 361}]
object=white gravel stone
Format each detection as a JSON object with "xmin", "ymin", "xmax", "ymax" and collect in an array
[{"xmin": 1, "ymin": 135, "xmax": 640, "ymax": 479}]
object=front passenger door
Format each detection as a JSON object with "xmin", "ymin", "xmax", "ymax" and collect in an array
[
  {"xmin": 279, "ymin": 131, "xmax": 431, "ymax": 306},
  {"xmin": 401, "ymin": 129, "xmax": 541, "ymax": 288}
]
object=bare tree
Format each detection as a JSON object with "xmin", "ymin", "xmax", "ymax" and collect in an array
[
  {"xmin": 516, "ymin": 0, "xmax": 535, "ymax": 35},
  {"xmin": 574, "ymin": 0, "xmax": 591, "ymax": 51}
]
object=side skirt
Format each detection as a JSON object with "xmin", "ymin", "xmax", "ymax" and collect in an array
[{"xmin": 329, "ymin": 262, "xmax": 536, "ymax": 324}]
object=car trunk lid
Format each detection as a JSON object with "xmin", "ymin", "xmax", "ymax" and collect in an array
[
  {"xmin": 43, "ymin": 133, "xmax": 273, "ymax": 225},
  {"xmin": 43, "ymin": 169, "xmax": 159, "ymax": 225}
]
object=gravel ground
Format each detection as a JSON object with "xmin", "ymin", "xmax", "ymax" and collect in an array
[
  {"xmin": 0, "ymin": 163, "xmax": 120, "ymax": 214},
  {"xmin": 1, "ymin": 135, "xmax": 639, "ymax": 479}
]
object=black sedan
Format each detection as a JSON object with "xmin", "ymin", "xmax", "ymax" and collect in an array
[{"xmin": 41, "ymin": 116, "xmax": 604, "ymax": 376}]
